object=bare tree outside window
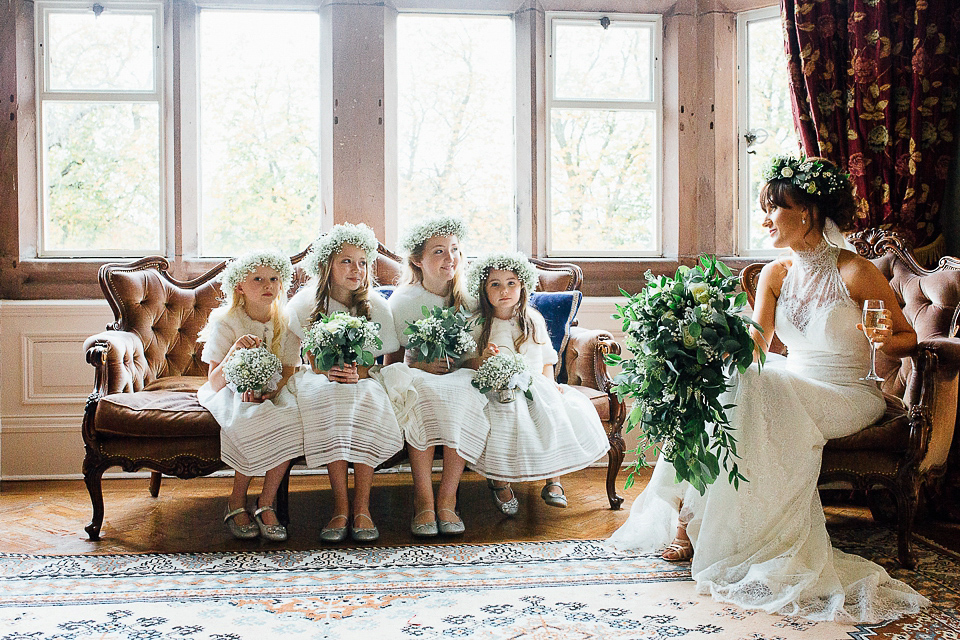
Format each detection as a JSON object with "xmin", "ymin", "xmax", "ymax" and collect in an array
[
  {"xmin": 199, "ymin": 11, "xmax": 321, "ymax": 257},
  {"xmin": 548, "ymin": 17, "xmax": 660, "ymax": 255},
  {"xmin": 39, "ymin": 7, "xmax": 162, "ymax": 254},
  {"xmin": 396, "ymin": 14, "xmax": 515, "ymax": 255}
]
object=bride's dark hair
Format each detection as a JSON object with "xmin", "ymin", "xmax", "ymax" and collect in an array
[{"xmin": 759, "ymin": 156, "xmax": 857, "ymax": 233}]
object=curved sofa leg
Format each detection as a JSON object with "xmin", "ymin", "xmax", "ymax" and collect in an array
[
  {"xmin": 83, "ymin": 456, "xmax": 109, "ymax": 541},
  {"xmin": 896, "ymin": 484, "xmax": 919, "ymax": 570},
  {"xmin": 606, "ymin": 436, "xmax": 625, "ymax": 510},
  {"xmin": 149, "ymin": 471, "xmax": 162, "ymax": 498}
]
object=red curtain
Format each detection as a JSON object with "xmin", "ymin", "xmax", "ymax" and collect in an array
[{"xmin": 783, "ymin": 0, "xmax": 960, "ymax": 261}]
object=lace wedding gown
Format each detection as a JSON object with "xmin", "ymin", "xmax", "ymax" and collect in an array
[{"xmin": 609, "ymin": 239, "xmax": 928, "ymax": 623}]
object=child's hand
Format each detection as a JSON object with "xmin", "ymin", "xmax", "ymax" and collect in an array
[
  {"xmin": 419, "ymin": 359, "xmax": 452, "ymax": 375},
  {"xmin": 327, "ymin": 363, "xmax": 360, "ymax": 384},
  {"xmin": 241, "ymin": 390, "xmax": 265, "ymax": 403},
  {"xmin": 227, "ymin": 334, "xmax": 262, "ymax": 359},
  {"xmin": 484, "ymin": 343, "xmax": 500, "ymax": 358},
  {"xmin": 857, "ymin": 308, "xmax": 893, "ymax": 349}
]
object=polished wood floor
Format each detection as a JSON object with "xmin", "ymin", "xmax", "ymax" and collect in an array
[{"xmin": 1, "ymin": 466, "xmax": 957, "ymax": 556}]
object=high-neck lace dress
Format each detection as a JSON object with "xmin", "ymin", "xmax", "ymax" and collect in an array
[{"xmin": 609, "ymin": 239, "xmax": 928, "ymax": 623}]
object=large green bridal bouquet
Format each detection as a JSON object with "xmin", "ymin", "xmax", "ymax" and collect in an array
[{"xmin": 606, "ymin": 255, "xmax": 761, "ymax": 494}]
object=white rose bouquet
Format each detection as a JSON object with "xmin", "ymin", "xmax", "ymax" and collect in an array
[
  {"xmin": 302, "ymin": 311, "xmax": 382, "ymax": 371},
  {"xmin": 404, "ymin": 305, "xmax": 478, "ymax": 364},
  {"xmin": 606, "ymin": 255, "xmax": 762, "ymax": 494},
  {"xmin": 472, "ymin": 352, "xmax": 534, "ymax": 402},
  {"xmin": 222, "ymin": 346, "xmax": 283, "ymax": 397}
]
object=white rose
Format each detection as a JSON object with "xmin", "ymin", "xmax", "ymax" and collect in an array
[{"xmin": 781, "ymin": 166, "xmax": 794, "ymax": 178}]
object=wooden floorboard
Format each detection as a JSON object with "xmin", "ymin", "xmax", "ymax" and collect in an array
[{"xmin": 1, "ymin": 467, "xmax": 957, "ymax": 556}]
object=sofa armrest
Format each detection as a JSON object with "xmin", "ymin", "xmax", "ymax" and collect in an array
[
  {"xmin": 907, "ymin": 341, "xmax": 960, "ymax": 473},
  {"xmin": 84, "ymin": 330, "xmax": 150, "ymax": 397},
  {"xmin": 564, "ymin": 326, "xmax": 620, "ymax": 392}
]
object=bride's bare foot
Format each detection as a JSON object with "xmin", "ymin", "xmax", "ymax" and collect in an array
[{"xmin": 662, "ymin": 524, "xmax": 693, "ymax": 562}]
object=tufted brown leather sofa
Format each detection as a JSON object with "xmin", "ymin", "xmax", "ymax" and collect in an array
[
  {"xmin": 740, "ymin": 229, "xmax": 960, "ymax": 568},
  {"xmin": 81, "ymin": 245, "xmax": 625, "ymax": 541}
]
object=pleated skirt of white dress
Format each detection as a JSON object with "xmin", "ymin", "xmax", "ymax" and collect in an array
[
  {"xmin": 375, "ymin": 363, "xmax": 490, "ymax": 463},
  {"xmin": 470, "ymin": 376, "xmax": 610, "ymax": 483},
  {"xmin": 294, "ymin": 368, "xmax": 404, "ymax": 468},
  {"xmin": 197, "ymin": 380, "xmax": 304, "ymax": 476}
]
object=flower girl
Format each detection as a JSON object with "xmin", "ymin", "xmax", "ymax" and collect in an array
[
  {"xmin": 287, "ymin": 223, "xmax": 403, "ymax": 543},
  {"xmin": 466, "ymin": 252, "xmax": 609, "ymax": 514},
  {"xmin": 197, "ymin": 250, "xmax": 303, "ymax": 542},
  {"xmin": 378, "ymin": 216, "xmax": 488, "ymax": 536}
]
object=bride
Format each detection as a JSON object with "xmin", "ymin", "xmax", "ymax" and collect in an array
[{"xmin": 609, "ymin": 156, "xmax": 928, "ymax": 623}]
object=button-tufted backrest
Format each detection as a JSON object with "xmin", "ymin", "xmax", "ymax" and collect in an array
[
  {"xmin": 99, "ymin": 257, "xmax": 222, "ymax": 384},
  {"xmin": 849, "ymin": 230, "xmax": 960, "ymax": 398}
]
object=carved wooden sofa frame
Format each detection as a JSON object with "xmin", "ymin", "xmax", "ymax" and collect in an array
[{"xmin": 81, "ymin": 245, "xmax": 626, "ymax": 541}]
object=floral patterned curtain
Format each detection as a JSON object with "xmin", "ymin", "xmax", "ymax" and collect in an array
[{"xmin": 782, "ymin": 0, "xmax": 960, "ymax": 263}]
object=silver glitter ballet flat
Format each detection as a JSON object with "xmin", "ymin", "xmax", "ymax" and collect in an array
[
  {"xmin": 252, "ymin": 505, "xmax": 288, "ymax": 542},
  {"xmin": 224, "ymin": 506, "xmax": 259, "ymax": 540},
  {"xmin": 410, "ymin": 509, "xmax": 438, "ymax": 537},
  {"xmin": 350, "ymin": 514, "xmax": 380, "ymax": 543},
  {"xmin": 487, "ymin": 479, "xmax": 519, "ymax": 517},
  {"xmin": 321, "ymin": 514, "xmax": 349, "ymax": 543},
  {"xmin": 437, "ymin": 508, "xmax": 465, "ymax": 535}
]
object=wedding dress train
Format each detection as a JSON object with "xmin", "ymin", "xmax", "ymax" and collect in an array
[{"xmin": 609, "ymin": 240, "xmax": 927, "ymax": 623}]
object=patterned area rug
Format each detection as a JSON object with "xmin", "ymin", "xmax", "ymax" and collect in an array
[{"xmin": 1, "ymin": 527, "xmax": 958, "ymax": 639}]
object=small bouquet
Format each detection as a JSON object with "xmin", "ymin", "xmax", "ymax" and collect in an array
[
  {"xmin": 472, "ymin": 352, "xmax": 534, "ymax": 403},
  {"xmin": 222, "ymin": 346, "xmax": 283, "ymax": 399},
  {"xmin": 302, "ymin": 311, "xmax": 382, "ymax": 372},
  {"xmin": 404, "ymin": 305, "xmax": 478, "ymax": 364},
  {"xmin": 606, "ymin": 255, "xmax": 761, "ymax": 495}
]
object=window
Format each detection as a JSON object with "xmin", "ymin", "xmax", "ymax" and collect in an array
[
  {"xmin": 737, "ymin": 6, "xmax": 800, "ymax": 254},
  {"xmin": 198, "ymin": 10, "xmax": 320, "ymax": 257},
  {"xmin": 395, "ymin": 13, "xmax": 515, "ymax": 256},
  {"xmin": 546, "ymin": 13, "xmax": 661, "ymax": 256},
  {"xmin": 36, "ymin": 2, "xmax": 163, "ymax": 256}
]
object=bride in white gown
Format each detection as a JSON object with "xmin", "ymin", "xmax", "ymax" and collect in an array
[{"xmin": 609, "ymin": 156, "xmax": 928, "ymax": 623}]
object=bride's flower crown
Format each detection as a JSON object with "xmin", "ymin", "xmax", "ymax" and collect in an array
[
  {"xmin": 219, "ymin": 249, "xmax": 294, "ymax": 295},
  {"xmin": 763, "ymin": 155, "xmax": 850, "ymax": 197},
  {"xmin": 304, "ymin": 222, "xmax": 379, "ymax": 277},
  {"xmin": 466, "ymin": 251, "xmax": 538, "ymax": 300}
]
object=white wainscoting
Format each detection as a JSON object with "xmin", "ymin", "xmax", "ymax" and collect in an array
[{"xmin": 0, "ymin": 297, "xmax": 634, "ymax": 480}]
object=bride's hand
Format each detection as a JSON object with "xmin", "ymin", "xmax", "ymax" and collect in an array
[{"xmin": 857, "ymin": 309, "xmax": 893, "ymax": 349}]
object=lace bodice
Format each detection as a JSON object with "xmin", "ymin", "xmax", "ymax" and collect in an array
[{"xmin": 778, "ymin": 238, "xmax": 849, "ymax": 334}]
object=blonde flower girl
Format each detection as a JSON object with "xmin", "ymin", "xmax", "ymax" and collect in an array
[
  {"xmin": 197, "ymin": 250, "xmax": 303, "ymax": 542},
  {"xmin": 287, "ymin": 223, "xmax": 403, "ymax": 543}
]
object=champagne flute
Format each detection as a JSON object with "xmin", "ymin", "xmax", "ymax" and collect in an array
[{"xmin": 860, "ymin": 299, "xmax": 885, "ymax": 382}]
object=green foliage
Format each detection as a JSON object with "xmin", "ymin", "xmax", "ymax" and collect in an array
[
  {"xmin": 404, "ymin": 305, "xmax": 478, "ymax": 364},
  {"xmin": 604, "ymin": 255, "xmax": 763, "ymax": 495},
  {"xmin": 302, "ymin": 312, "xmax": 382, "ymax": 371}
]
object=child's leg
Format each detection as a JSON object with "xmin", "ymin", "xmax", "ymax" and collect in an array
[
  {"xmin": 229, "ymin": 472, "xmax": 254, "ymax": 525},
  {"xmin": 255, "ymin": 460, "xmax": 292, "ymax": 526},
  {"xmin": 352, "ymin": 463, "xmax": 375, "ymax": 526},
  {"xmin": 408, "ymin": 445, "xmax": 437, "ymax": 526},
  {"xmin": 325, "ymin": 460, "xmax": 351, "ymax": 528},
  {"xmin": 436, "ymin": 448, "xmax": 466, "ymax": 523}
]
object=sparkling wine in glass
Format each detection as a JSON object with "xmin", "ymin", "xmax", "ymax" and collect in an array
[{"xmin": 860, "ymin": 299, "xmax": 885, "ymax": 382}]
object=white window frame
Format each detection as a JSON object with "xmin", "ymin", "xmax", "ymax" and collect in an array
[
  {"xmin": 736, "ymin": 4, "xmax": 783, "ymax": 258},
  {"xmin": 544, "ymin": 11, "xmax": 662, "ymax": 258},
  {"xmin": 35, "ymin": 1, "xmax": 166, "ymax": 258}
]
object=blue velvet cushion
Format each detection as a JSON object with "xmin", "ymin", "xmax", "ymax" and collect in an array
[{"xmin": 529, "ymin": 291, "xmax": 582, "ymax": 357}]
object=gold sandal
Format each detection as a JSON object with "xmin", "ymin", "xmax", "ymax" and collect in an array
[{"xmin": 661, "ymin": 538, "xmax": 693, "ymax": 562}]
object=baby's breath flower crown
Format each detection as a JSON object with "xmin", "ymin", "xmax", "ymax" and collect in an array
[
  {"xmin": 398, "ymin": 215, "xmax": 468, "ymax": 256},
  {"xmin": 304, "ymin": 223, "xmax": 379, "ymax": 277},
  {"xmin": 466, "ymin": 251, "xmax": 538, "ymax": 300},
  {"xmin": 763, "ymin": 155, "xmax": 850, "ymax": 197},
  {"xmin": 219, "ymin": 250, "xmax": 294, "ymax": 295}
]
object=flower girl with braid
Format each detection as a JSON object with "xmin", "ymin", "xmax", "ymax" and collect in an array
[
  {"xmin": 466, "ymin": 252, "xmax": 609, "ymax": 515},
  {"xmin": 197, "ymin": 250, "xmax": 303, "ymax": 542},
  {"xmin": 286, "ymin": 223, "xmax": 403, "ymax": 543},
  {"xmin": 378, "ymin": 215, "xmax": 487, "ymax": 537}
]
